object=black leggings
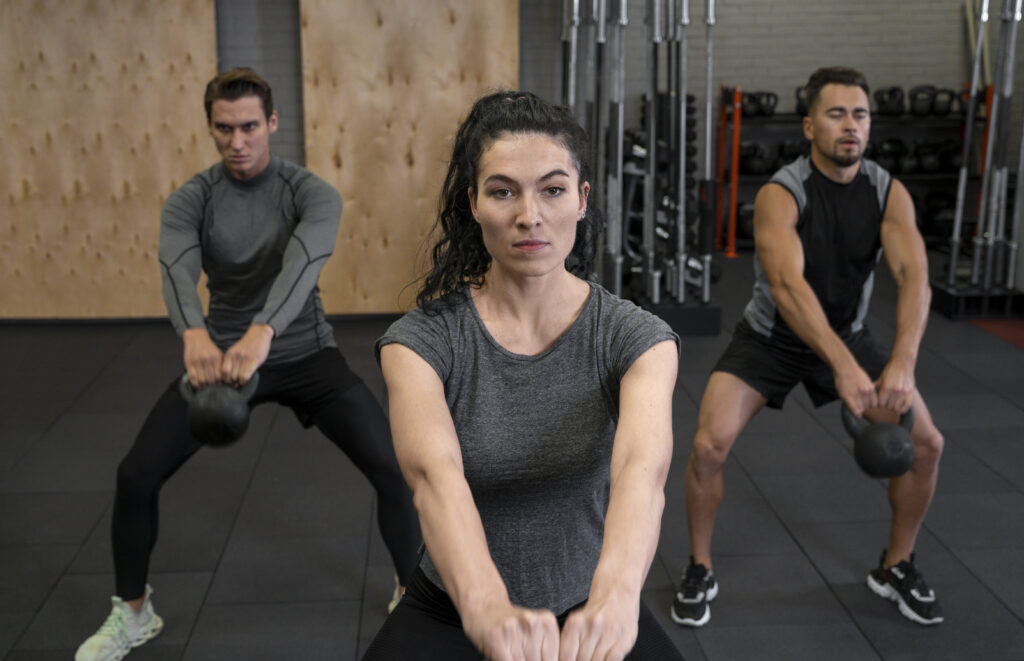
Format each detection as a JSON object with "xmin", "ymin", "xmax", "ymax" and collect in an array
[
  {"xmin": 362, "ymin": 568, "xmax": 685, "ymax": 660},
  {"xmin": 112, "ymin": 348, "xmax": 421, "ymax": 600}
]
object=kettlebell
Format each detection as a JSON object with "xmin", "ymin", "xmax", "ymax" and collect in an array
[
  {"xmin": 742, "ymin": 92, "xmax": 762, "ymax": 117},
  {"xmin": 757, "ymin": 91, "xmax": 778, "ymax": 117},
  {"xmin": 179, "ymin": 373, "xmax": 259, "ymax": 447},
  {"xmin": 795, "ymin": 86, "xmax": 809, "ymax": 116},
  {"xmin": 931, "ymin": 88, "xmax": 958, "ymax": 116},
  {"xmin": 874, "ymin": 87, "xmax": 905, "ymax": 116},
  {"xmin": 840, "ymin": 402, "xmax": 915, "ymax": 479},
  {"xmin": 909, "ymin": 85, "xmax": 937, "ymax": 117}
]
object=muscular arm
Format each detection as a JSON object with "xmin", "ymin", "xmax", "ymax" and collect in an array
[
  {"xmin": 380, "ymin": 343, "xmax": 559, "ymax": 661},
  {"xmin": 877, "ymin": 179, "xmax": 931, "ymax": 413},
  {"xmin": 559, "ymin": 340, "xmax": 678, "ymax": 661},
  {"xmin": 753, "ymin": 183, "xmax": 877, "ymax": 415}
]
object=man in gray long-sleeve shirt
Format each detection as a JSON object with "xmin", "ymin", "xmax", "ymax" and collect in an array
[{"xmin": 76, "ymin": 68, "xmax": 420, "ymax": 661}]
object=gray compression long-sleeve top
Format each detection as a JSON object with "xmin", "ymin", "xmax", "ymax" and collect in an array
[{"xmin": 159, "ymin": 154, "xmax": 342, "ymax": 365}]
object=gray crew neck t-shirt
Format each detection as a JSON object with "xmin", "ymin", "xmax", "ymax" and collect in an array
[{"xmin": 376, "ymin": 282, "xmax": 679, "ymax": 614}]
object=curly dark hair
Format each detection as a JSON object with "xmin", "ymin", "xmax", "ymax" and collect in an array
[{"xmin": 416, "ymin": 90, "xmax": 600, "ymax": 310}]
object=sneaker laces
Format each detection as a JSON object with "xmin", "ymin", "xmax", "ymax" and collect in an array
[
  {"xmin": 681, "ymin": 563, "xmax": 710, "ymax": 599},
  {"xmin": 95, "ymin": 605, "xmax": 129, "ymax": 642},
  {"xmin": 891, "ymin": 558, "xmax": 935, "ymax": 601}
]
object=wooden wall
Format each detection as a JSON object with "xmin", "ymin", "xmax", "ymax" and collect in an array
[
  {"xmin": 301, "ymin": 0, "xmax": 519, "ymax": 313},
  {"xmin": 1, "ymin": 0, "xmax": 518, "ymax": 318},
  {"xmin": 0, "ymin": 0, "xmax": 218, "ymax": 318}
]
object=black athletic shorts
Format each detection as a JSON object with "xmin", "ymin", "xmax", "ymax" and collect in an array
[{"xmin": 714, "ymin": 318, "xmax": 890, "ymax": 409}]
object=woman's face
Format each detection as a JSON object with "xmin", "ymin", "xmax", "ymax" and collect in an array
[{"xmin": 469, "ymin": 132, "xmax": 589, "ymax": 281}]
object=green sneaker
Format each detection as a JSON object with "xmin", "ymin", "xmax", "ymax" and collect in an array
[{"xmin": 75, "ymin": 585, "xmax": 164, "ymax": 661}]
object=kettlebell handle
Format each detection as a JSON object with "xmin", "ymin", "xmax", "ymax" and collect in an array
[
  {"xmin": 178, "ymin": 372, "xmax": 260, "ymax": 402},
  {"xmin": 840, "ymin": 401, "xmax": 914, "ymax": 439}
]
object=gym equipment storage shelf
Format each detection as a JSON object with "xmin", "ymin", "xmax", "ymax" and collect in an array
[{"xmin": 715, "ymin": 89, "xmax": 985, "ymax": 253}]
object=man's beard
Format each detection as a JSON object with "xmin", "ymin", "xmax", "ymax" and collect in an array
[{"xmin": 826, "ymin": 145, "xmax": 861, "ymax": 167}]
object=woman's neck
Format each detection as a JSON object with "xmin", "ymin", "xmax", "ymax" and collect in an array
[{"xmin": 471, "ymin": 267, "xmax": 590, "ymax": 355}]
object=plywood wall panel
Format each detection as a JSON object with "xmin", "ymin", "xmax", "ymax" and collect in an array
[
  {"xmin": 0, "ymin": 0, "xmax": 217, "ymax": 318},
  {"xmin": 301, "ymin": 0, "xmax": 518, "ymax": 313}
]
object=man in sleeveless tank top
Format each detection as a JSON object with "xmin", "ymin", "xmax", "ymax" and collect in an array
[{"xmin": 670, "ymin": 67, "xmax": 944, "ymax": 628}]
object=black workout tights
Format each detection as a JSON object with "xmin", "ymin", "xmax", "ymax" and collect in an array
[
  {"xmin": 362, "ymin": 568, "xmax": 685, "ymax": 660},
  {"xmin": 112, "ymin": 348, "xmax": 421, "ymax": 600}
]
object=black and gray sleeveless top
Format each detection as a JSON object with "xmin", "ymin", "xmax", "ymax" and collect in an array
[{"xmin": 743, "ymin": 155, "xmax": 891, "ymax": 346}]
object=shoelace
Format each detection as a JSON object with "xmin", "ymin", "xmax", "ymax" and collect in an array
[
  {"xmin": 682, "ymin": 569, "xmax": 708, "ymax": 597},
  {"xmin": 96, "ymin": 607, "xmax": 129, "ymax": 642}
]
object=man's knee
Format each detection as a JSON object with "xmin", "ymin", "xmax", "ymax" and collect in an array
[
  {"xmin": 912, "ymin": 423, "xmax": 944, "ymax": 472},
  {"xmin": 690, "ymin": 425, "xmax": 737, "ymax": 475}
]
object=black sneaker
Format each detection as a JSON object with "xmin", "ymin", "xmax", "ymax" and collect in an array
[
  {"xmin": 670, "ymin": 558, "xmax": 718, "ymax": 627},
  {"xmin": 866, "ymin": 550, "xmax": 944, "ymax": 625}
]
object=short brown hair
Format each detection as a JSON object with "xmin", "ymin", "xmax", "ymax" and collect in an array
[
  {"xmin": 203, "ymin": 67, "xmax": 274, "ymax": 123},
  {"xmin": 804, "ymin": 66, "xmax": 870, "ymax": 115}
]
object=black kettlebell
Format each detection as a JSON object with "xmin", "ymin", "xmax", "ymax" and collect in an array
[
  {"xmin": 841, "ymin": 402, "xmax": 916, "ymax": 479},
  {"xmin": 742, "ymin": 92, "xmax": 762, "ymax": 117},
  {"xmin": 739, "ymin": 141, "xmax": 769, "ymax": 174},
  {"xmin": 916, "ymin": 142, "xmax": 942, "ymax": 173},
  {"xmin": 909, "ymin": 85, "xmax": 937, "ymax": 117},
  {"xmin": 795, "ymin": 86, "xmax": 809, "ymax": 116},
  {"xmin": 179, "ymin": 373, "xmax": 259, "ymax": 447},
  {"xmin": 757, "ymin": 91, "xmax": 778, "ymax": 117},
  {"xmin": 931, "ymin": 88, "xmax": 958, "ymax": 116},
  {"xmin": 874, "ymin": 87, "xmax": 905, "ymax": 116}
]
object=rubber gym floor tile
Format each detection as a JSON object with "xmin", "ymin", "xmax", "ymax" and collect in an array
[
  {"xmin": 940, "ymin": 348, "xmax": 1024, "ymax": 385},
  {"xmin": 0, "ymin": 425, "xmax": 44, "ymax": 474},
  {"xmin": 227, "ymin": 484, "xmax": 373, "ymax": 542},
  {"xmin": 785, "ymin": 521, "xmax": 953, "ymax": 587},
  {"xmin": 14, "ymin": 571, "xmax": 208, "ymax": 656},
  {"xmin": 639, "ymin": 588, "xmax": 708, "ymax": 661},
  {"xmin": 182, "ymin": 600, "xmax": 361, "ymax": 661},
  {"xmin": 835, "ymin": 579, "xmax": 1024, "ymax": 661},
  {"xmin": 0, "ymin": 611, "xmax": 34, "ymax": 660},
  {"xmin": 0, "ymin": 492, "xmax": 109, "ymax": 545},
  {"xmin": 694, "ymin": 554, "xmax": 851, "ymax": 627},
  {"xmin": 0, "ymin": 368, "xmax": 100, "ymax": 406},
  {"xmin": 0, "ymin": 545, "xmax": 78, "ymax": 612},
  {"xmin": 248, "ymin": 416, "xmax": 374, "ymax": 491},
  {"xmin": 959, "ymin": 427, "xmax": 1024, "ymax": 489},
  {"xmin": 694, "ymin": 623, "xmax": 877, "ymax": 661},
  {"xmin": 657, "ymin": 495, "xmax": 801, "ymax": 582},
  {"xmin": 730, "ymin": 430, "xmax": 854, "ymax": 477},
  {"xmin": 931, "ymin": 445, "xmax": 1017, "ymax": 495},
  {"xmin": 925, "ymin": 492, "xmax": 1024, "ymax": 550},
  {"xmin": 752, "ymin": 470, "xmax": 892, "ymax": 526},
  {"xmin": 0, "ymin": 416, "xmax": 144, "ymax": 494},
  {"xmin": 741, "ymin": 405, "xmax": 829, "ymax": 436},
  {"xmin": 0, "ymin": 325, "xmax": 136, "ymax": 373},
  {"xmin": 912, "ymin": 354, "xmax": 990, "ymax": 396},
  {"xmin": 206, "ymin": 530, "xmax": 369, "ymax": 604},
  {"xmin": 912, "ymin": 392, "xmax": 1024, "ymax": 430},
  {"xmin": 71, "ymin": 370, "xmax": 183, "ymax": 415},
  {"xmin": 957, "ymin": 547, "xmax": 1024, "ymax": 622},
  {"xmin": 917, "ymin": 313, "xmax": 1015, "ymax": 354}
]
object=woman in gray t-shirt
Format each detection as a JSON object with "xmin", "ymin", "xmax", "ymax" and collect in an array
[{"xmin": 365, "ymin": 91, "xmax": 683, "ymax": 661}]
